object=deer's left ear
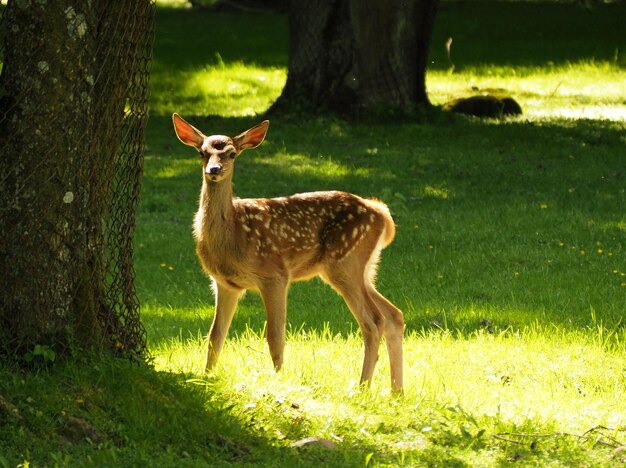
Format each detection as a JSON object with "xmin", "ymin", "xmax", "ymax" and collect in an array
[{"xmin": 233, "ymin": 120, "xmax": 269, "ymax": 153}]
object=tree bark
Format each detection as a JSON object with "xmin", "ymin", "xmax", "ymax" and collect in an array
[
  {"xmin": 270, "ymin": 0, "xmax": 439, "ymax": 117},
  {"xmin": 0, "ymin": 0, "xmax": 152, "ymax": 356}
]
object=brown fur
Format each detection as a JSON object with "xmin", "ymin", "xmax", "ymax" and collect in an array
[{"xmin": 172, "ymin": 114, "xmax": 404, "ymax": 392}]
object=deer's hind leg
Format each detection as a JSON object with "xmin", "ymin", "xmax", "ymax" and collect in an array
[
  {"xmin": 365, "ymin": 285, "xmax": 404, "ymax": 392},
  {"xmin": 322, "ymin": 237, "xmax": 404, "ymax": 392},
  {"xmin": 321, "ymin": 261, "xmax": 385, "ymax": 388},
  {"xmin": 364, "ymin": 244, "xmax": 405, "ymax": 392}
]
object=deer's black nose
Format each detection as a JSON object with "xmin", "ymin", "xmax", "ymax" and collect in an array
[{"xmin": 207, "ymin": 164, "xmax": 222, "ymax": 175}]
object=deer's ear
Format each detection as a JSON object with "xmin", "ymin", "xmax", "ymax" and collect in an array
[
  {"xmin": 172, "ymin": 113, "xmax": 206, "ymax": 149},
  {"xmin": 232, "ymin": 120, "xmax": 269, "ymax": 153}
]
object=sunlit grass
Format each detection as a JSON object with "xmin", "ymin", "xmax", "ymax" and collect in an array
[
  {"xmin": 151, "ymin": 62, "xmax": 286, "ymax": 117},
  {"xmin": 156, "ymin": 0, "xmax": 189, "ymax": 7},
  {"xmin": 146, "ymin": 312, "xmax": 626, "ymax": 464},
  {"xmin": 252, "ymin": 151, "xmax": 373, "ymax": 183},
  {"xmin": 428, "ymin": 61, "xmax": 626, "ymax": 121},
  {"xmin": 140, "ymin": 38, "xmax": 625, "ymax": 461}
]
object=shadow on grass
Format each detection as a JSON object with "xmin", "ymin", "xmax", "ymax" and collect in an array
[
  {"xmin": 430, "ymin": 2, "xmax": 626, "ymax": 71},
  {"xmin": 152, "ymin": 2, "xmax": 626, "ymax": 82},
  {"xmin": 0, "ymin": 357, "xmax": 364, "ymax": 466},
  {"xmin": 1, "ymin": 354, "xmax": 485, "ymax": 467},
  {"xmin": 153, "ymin": 7, "xmax": 287, "ymax": 73}
]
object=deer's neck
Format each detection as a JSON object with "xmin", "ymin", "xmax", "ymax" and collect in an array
[{"xmin": 198, "ymin": 180, "xmax": 235, "ymax": 239}]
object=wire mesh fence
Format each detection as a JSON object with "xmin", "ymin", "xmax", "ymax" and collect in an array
[{"xmin": 0, "ymin": 1, "xmax": 155, "ymax": 358}]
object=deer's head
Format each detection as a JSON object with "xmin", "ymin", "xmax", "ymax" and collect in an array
[{"xmin": 172, "ymin": 113, "xmax": 269, "ymax": 183}]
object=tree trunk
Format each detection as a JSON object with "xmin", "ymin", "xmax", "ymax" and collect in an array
[
  {"xmin": 0, "ymin": 0, "xmax": 153, "ymax": 357},
  {"xmin": 270, "ymin": 0, "xmax": 439, "ymax": 117}
]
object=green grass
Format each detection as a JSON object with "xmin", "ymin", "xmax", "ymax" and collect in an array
[{"xmin": 2, "ymin": 1, "xmax": 626, "ymax": 466}]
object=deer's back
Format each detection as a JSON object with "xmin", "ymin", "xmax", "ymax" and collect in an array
[{"xmin": 234, "ymin": 191, "xmax": 394, "ymax": 276}]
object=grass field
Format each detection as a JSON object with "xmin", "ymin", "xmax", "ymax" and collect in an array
[{"xmin": 2, "ymin": 1, "xmax": 626, "ymax": 466}]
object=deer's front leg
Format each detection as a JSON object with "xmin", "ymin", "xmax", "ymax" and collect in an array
[
  {"xmin": 206, "ymin": 282, "xmax": 242, "ymax": 372},
  {"xmin": 259, "ymin": 278, "xmax": 288, "ymax": 371}
]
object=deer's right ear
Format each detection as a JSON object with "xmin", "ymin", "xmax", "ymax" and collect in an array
[{"xmin": 172, "ymin": 113, "xmax": 206, "ymax": 149}]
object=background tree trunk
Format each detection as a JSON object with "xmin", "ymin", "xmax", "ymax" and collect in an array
[
  {"xmin": 270, "ymin": 0, "xmax": 439, "ymax": 116},
  {"xmin": 0, "ymin": 0, "xmax": 154, "ymax": 358}
]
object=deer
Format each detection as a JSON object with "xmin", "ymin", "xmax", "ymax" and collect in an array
[{"xmin": 172, "ymin": 114, "xmax": 405, "ymax": 393}]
